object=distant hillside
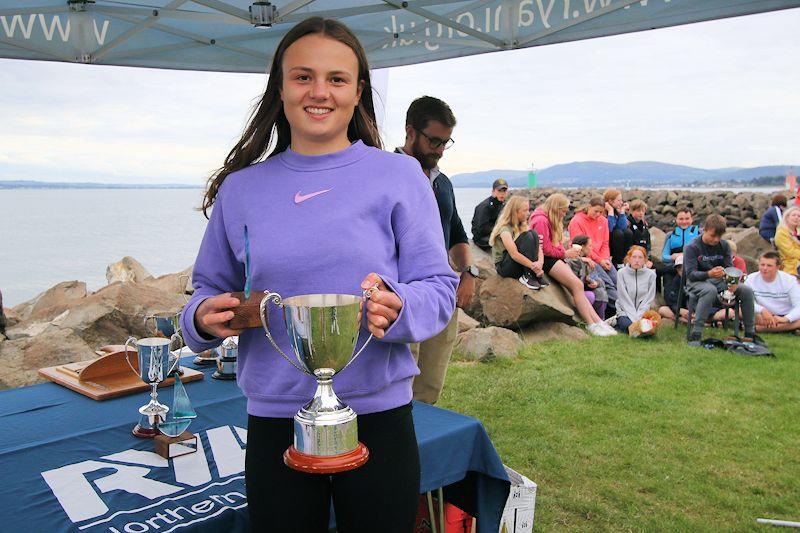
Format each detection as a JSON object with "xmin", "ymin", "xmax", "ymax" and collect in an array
[
  {"xmin": 0, "ymin": 180, "xmax": 200, "ymax": 189},
  {"xmin": 451, "ymin": 162, "xmax": 797, "ymax": 188}
]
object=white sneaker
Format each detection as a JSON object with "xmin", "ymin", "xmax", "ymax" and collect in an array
[
  {"xmin": 588, "ymin": 323, "xmax": 610, "ymax": 337},
  {"xmin": 604, "ymin": 315, "xmax": 617, "ymax": 328},
  {"xmin": 599, "ymin": 321, "xmax": 618, "ymax": 335}
]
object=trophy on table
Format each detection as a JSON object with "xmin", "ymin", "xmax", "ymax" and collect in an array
[
  {"xmin": 124, "ymin": 335, "xmax": 183, "ymax": 438},
  {"xmin": 259, "ymin": 289, "xmax": 376, "ymax": 473},
  {"xmin": 212, "ymin": 337, "xmax": 238, "ymax": 380}
]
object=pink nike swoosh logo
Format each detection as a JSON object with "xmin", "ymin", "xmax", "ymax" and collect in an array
[{"xmin": 294, "ymin": 188, "xmax": 333, "ymax": 204}]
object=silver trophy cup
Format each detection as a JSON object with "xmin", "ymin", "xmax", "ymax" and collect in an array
[
  {"xmin": 719, "ymin": 266, "xmax": 745, "ymax": 306},
  {"xmin": 259, "ymin": 291, "xmax": 374, "ymax": 473},
  {"xmin": 125, "ymin": 335, "xmax": 182, "ymax": 438}
]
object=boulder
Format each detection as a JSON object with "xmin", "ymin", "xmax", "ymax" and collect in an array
[
  {"xmin": 0, "ymin": 328, "xmax": 95, "ymax": 390},
  {"xmin": 649, "ymin": 227, "xmax": 666, "ymax": 264},
  {"xmin": 143, "ymin": 266, "xmax": 194, "ymax": 296},
  {"xmin": 520, "ymin": 321, "xmax": 588, "ymax": 343},
  {"xmin": 469, "ymin": 243, "xmax": 496, "ymax": 279},
  {"xmin": 724, "ymin": 226, "xmax": 771, "ymax": 273},
  {"xmin": 106, "ymin": 256, "xmax": 154, "ymax": 285},
  {"xmin": 11, "ymin": 280, "xmax": 87, "ymax": 322},
  {"xmin": 456, "ymin": 308, "xmax": 479, "ymax": 333},
  {"xmin": 53, "ymin": 282, "xmax": 186, "ymax": 348},
  {"xmin": 454, "ymin": 326, "xmax": 522, "ymax": 361},
  {"xmin": 479, "ymin": 276, "xmax": 576, "ymax": 328}
]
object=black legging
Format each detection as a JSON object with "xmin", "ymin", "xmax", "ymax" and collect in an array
[
  {"xmin": 246, "ymin": 403, "xmax": 420, "ymax": 532},
  {"xmin": 610, "ymin": 228, "xmax": 634, "ymax": 266},
  {"xmin": 496, "ymin": 230, "xmax": 540, "ymax": 278}
]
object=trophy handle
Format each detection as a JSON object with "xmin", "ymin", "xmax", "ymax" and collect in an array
[
  {"xmin": 124, "ymin": 336, "xmax": 138, "ymax": 376},
  {"xmin": 340, "ymin": 286, "xmax": 379, "ymax": 373},
  {"xmin": 167, "ymin": 333, "xmax": 183, "ymax": 376},
  {"xmin": 143, "ymin": 315, "xmax": 156, "ymax": 335},
  {"xmin": 259, "ymin": 291, "xmax": 310, "ymax": 375},
  {"xmin": 178, "ymin": 274, "xmax": 191, "ymax": 303}
]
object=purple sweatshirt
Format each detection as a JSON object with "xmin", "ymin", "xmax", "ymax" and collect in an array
[{"xmin": 180, "ymin": 141, "xmax": 458, "ymax": 418}]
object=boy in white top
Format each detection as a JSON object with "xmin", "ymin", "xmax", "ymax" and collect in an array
[{"xmin": 744, "ymin": 251, "xmax": 800, "ymax": 333}]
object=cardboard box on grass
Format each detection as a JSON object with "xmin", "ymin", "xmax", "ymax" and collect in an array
[{"xmin": 499, "ymin": 465, "xmax": 537, "ymax": 533}]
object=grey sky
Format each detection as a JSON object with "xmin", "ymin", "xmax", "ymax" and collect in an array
[{"xmin": 0, "ymin": 7, "xmax": 797, "ymax": 183}]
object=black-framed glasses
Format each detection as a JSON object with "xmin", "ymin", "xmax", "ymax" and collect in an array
[{"xmin": 415, "ymin": 128, "xmax": 455, "ymax": 150}]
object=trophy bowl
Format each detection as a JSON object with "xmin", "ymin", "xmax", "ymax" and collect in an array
[
  {"xmin": 719, "ymin": 267, "xmax": 745, "ymax": 306},
  {"xmin": 260, "ymin": 291, "xmax": 375, "ymax": 474},
  {"xmin": 125, "ymin": 335, "xmax": 182, "ymax": 438}
]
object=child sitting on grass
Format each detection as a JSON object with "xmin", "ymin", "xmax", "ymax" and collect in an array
[
  {"xmin": 567, "ymin": 235, "xmax": 608, "ymax": 318},
  {"xmin": 615, "ymin": 246, "xmax": 657, "ymax": 334}
]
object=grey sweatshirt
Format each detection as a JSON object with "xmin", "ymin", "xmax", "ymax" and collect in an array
[{"xmin": 616, "ymin": 265, "xmax": 657, "ymax": 321}]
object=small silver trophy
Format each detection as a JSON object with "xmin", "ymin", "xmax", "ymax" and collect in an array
[
  {"xmin": 125, "ymin": 335, "xmax": 182, "ymax": 438},
  {"xmin": 719, "ymin": 266, "xmax": 745, "ymax": 306},
  {"xmin": 260, "ymin": 290, "xmax": 375, "ymax": 473},
  {"xmin": 212, "ymin": 337, "xmax": 238, "ymax": 380}
]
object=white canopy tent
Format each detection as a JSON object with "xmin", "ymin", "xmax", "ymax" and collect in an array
[{"xmin": 1, "ymin": 1, "xmax": 799, "ymax": 73}]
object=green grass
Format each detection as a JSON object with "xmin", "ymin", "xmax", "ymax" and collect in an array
[{"xmin": 441, "ymin": 327, "xmax": 800, "ymax": 532}]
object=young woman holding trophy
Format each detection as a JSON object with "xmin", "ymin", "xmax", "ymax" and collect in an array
[{"xmin": 179, "ymin": 17, "xmax": 458, "ymax": 532}]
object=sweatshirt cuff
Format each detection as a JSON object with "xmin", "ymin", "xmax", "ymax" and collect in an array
[
  {"xmin": 787, "ymin": 308, "xmax": 800, "ymax": 323},
  {"xmin": 378, "ymin": 274, "xmax": 454, "ymax": 344},
  {"xmin": 180, "ymin": 296, "xmax": 223, "ymax": 353}
]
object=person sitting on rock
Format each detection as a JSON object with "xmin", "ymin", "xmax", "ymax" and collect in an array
[
  {"xmin": 774, "ymin": 206, "xmax": 800, "ymax": 279},
  {"xmin": 529, "ymin": 193, "xmax": 616, "ymax": 336},
  {"xmin": 759, "ymin": 194, "xmax": 787, "ymax": 244},
  {"xmin": 472, "ymin": 178, "xmax": 508, "ymax": 252},
  {"xmin": 604, "ymin": 188, "xmax": 632, "ymax": 268},
  {"xmin": 568, "ymin": 196, "xmax": 618, "ymax": 306},
  {"xmin": 684, "ymin": 214, "xmax": 758, "ymax": 346},
  {"xmin": 727, "ymin": 240, "xmax": 747, "ymax": 274},
  {"xmin": 615, "ymin": 246, "xmax": 657, "ymax": 334},
  {"xmin": 567, "ymin": 235, "xmax": 609, "ymax": 319},
  {"xmin": 627, "ymin": 199, "xmax": 653, "ymax": 268},
  {"xmin": 744, "ymin": 251, "xmax": 800, "ymax": 333},
  {"xmin": 659, "ymin": 208, "xmax": 701, "ymax": 294},
  {"xmin": 489, "ymin": 196, "xmax": 548, "ymax": 290}
]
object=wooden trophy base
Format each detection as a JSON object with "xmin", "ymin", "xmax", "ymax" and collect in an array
[
  {"xmin": 283, "ymin": 442, "xmax": 369, "ymax": 474},
  {"xmin": 133, "ymin": 424, "xmax": 161, "ymax": 439}
]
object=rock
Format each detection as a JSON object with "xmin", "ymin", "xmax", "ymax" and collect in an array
[
  {"xmin": 457, "ymin": 308, "xmax": 479, "ymax": 333},
  {"xmin": 723, "ymin": 226, "xmax": 771, "ymax": 273},
  {"xmin": 463, "ymin": 276, "xmax": 486, "ymax": 323},
  {"xmin": 479, "ymin": 276, "xmax": 575, "ymax": 328},
  {"xmin": 0, "ymin": 328, "xmax": 95, "ymax": 390},
  {"xmin": 520, "ymin": 322, "xmax": 588, "ymax": 343},
  {"xmin": 469, "ymin": 243, "xmax": 496, "ymax": 279},
  {"xmin": 662, "ymin": 205, "xmax": 677, "ymax": 216},
  {"xmin": 649, "ymin": 227, "xmax": 666, "ymax": 264},
  {"xmin": 106, "ymin": 256, "xmax": 154, "ymax": 285},
  {"xmin": 54, "ymin": 282, "xmax": 186, "ymax": 348},
  {"xmin": 11, "ymin": 281, "xmax": 87, "ymax": 323},
  {"xmin": 454, "ymin": 326, "xmax": 523, "ymax": 361},
  {"xmin": 143, "ymin": 266, "xmax": 193, "ymax": 296}
]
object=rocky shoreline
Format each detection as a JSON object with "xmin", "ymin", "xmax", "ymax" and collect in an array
[{"xmin": 1, "ymin": 188, "xmax": 777, "ymax": 389}]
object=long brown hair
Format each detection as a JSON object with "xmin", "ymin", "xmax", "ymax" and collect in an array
[
  {"xmin": 541, "ymin": 193, "xmax": 569, "ymax": 245},
  {"xmin": 201, "ymin": 17, "xmax": 382, "ymax": 217}
]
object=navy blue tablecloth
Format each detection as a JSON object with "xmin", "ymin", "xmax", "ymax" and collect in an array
[{"xmin": 0, "ymin": 357, "xmax": 509, "ymax": 532}]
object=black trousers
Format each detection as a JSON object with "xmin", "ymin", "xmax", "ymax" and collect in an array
[
  {"xmin": 610, "ymin": 228, "xmax": 634, "ymax": 266},
  {"xmin": 245, "ymin": 403, "xmax": 420, "ymax": 533},
  {"xmin": 496, "ymin": 230, "xmax": 539, "ymax": 278}
]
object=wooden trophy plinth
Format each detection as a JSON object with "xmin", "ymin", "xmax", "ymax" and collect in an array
[
  {"xmin": 39, "ymin": 345, "xmax": 204, "ymax": 401},
  {"xmin": 283, "ymin": 443, "xmax": 369, "ymax": 474},
  {"xmin": 154, "ymin": 431, "xmax": 198, "ymax": 458}
]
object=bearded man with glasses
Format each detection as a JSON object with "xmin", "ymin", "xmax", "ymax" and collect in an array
[{"xmin": 396, "ymin": 95, "xmax": 476, "ymax": 405}]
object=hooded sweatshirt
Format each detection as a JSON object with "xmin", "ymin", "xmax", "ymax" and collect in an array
[
  {"xmin": 529, "ymin": 208, "xmax": 565, "ymax": 259},
  {"xmin": 568, "ymin": 211, "xmax": 610, "ymax": 263},
  {"xmin": 179, "ymin": 141, "xmax": 459, "ymax": 418},
  {"xmin": 615, "ymin": 265, "xmax": 656, "ymax": 321}
]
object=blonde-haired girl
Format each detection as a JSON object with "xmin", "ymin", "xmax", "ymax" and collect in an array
[{"xmin": 489, "ymin": 196, "xmax": 548, "ymax": 290}]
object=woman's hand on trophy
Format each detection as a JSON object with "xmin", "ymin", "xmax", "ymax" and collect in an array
[
  {"xmin": 361, "ymin": 273, "xmax": 403, "ymax": 339},
  {"xmin": 195, "ymin": 293, "xmax": 245, "ymax": 340}
]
